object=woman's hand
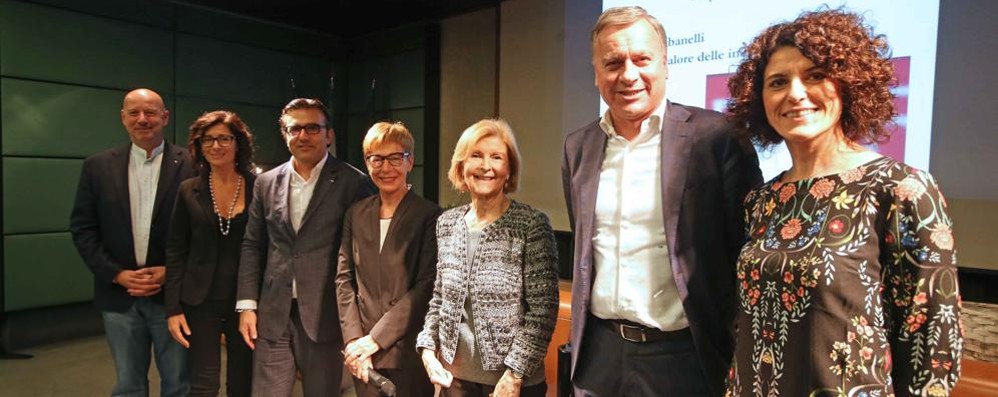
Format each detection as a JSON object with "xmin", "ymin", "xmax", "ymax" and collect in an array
[
  {"xmin": 166, "ymin": 314, "xmax": 191, "ymax": 348},
  {"xmin": 492, "ymin": 369, "xmax": 523, "ymax": 397},
  {"xmin": 344, "ymin": 335, "xmax": 380, "ymax": 368},
  {"xmin": 344, "ymin": 335, "xmax": 379, "ymax": 383},
  {"xmin": 421, "ymin": 349, "xmax": 453, "ymax": 388}
]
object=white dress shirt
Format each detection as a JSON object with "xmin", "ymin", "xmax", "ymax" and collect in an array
[
  {"xmin": 590, "ymin": 103, "xmax": 689, "ymax": 331},
  {"xmin": 288, "ymin": 153, "xmax": 329, "ymax": 299},
  {"xmin": 236, "ymin": 153, "xmax": 328, "ymax": 311},
  {"xmin": 128, "ymin": 142, "xmax": 164, "ymax": 266}
]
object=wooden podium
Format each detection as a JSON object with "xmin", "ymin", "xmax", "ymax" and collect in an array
[{"xmin": 542, "ymin": 281, "xmax": 573, "ymax": 397}]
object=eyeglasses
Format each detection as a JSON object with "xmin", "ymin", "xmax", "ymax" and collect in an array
[
  {"xmin": 284, "ymin": 123, "xmax": 326, "ymax": 137},
  {"xmin": 365, "ymin": 152, "xmax": 410, "ymax": 168},
  {"xmin": 200, "ymin": 135, "xmax": 236, "ymax": 147}
]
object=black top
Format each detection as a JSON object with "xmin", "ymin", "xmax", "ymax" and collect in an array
[{"xmin": 205, "ymin": 211, "xmax": 248, "ymax": 302}]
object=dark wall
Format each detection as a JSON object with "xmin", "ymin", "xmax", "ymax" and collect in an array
[{"xmin": 0, "ymin": 0, "xmax": 341, "ymax": 348}]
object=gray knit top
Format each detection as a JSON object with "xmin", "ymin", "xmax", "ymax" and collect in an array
[{"xmin": 416, "ymin": 200, "xmax": 559, "ymax": 379}]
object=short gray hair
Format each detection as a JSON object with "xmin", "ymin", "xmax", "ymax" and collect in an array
[{"xmin": 591, "ymin": 6, "xmax": 667, "ymax": 56}]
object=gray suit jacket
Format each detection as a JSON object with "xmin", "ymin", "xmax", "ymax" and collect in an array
[
  {"xmin": 562, "ymin": 102, "xmax": 762, "ymax": 396},
  {"xmin": 237, "ymin": 156, "xmax": 375, "ymax": 343}
]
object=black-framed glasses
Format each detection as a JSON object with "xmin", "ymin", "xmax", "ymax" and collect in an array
[
  {"xmin": 365, "ymin": 152, "xmax": 410, "ymax": 168},
  {"xmin": 284, "ymin": 123, "xmax": 326, "ymax": 137},
  {"xmin": 200, "ymin": 135, "xmax": 236, "ymax": 147}
]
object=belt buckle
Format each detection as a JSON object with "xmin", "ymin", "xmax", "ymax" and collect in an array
[{"xmin": 618, "ymin": 323, "xmax": 647, "ymax": 343}]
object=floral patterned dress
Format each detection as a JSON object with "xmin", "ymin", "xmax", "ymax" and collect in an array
[{"xmin": 726, "ymin": 157, "xmax": 962, "ymax": 397}]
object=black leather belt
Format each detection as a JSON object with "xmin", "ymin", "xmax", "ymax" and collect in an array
[{"xmin": 600, "ymin": 317, "xmax": 690, "ymax": 343}]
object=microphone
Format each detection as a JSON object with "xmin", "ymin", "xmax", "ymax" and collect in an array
[
  {"xmin": 367, "ymin": 369, "xmax": 397, "ymax": 397},
  {"xmin": 342, "ymin": 350, "xmax": 396, "ymax": 396}
]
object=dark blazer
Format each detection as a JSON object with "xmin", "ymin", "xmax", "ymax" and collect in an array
[
  {"xmin": 237, "ymin": 156, "xmax": 375, "ymax": 343},
  {"xmin": 164, "ymin": 172, "xmax": 257, "ymax": 316},
  {"xmin": 334, "ymin": 190, "xmax": 442, "ymax": 370},
  {"xmin": 70, "ymin": 142, "xmax": 195, "ymax": 312},
  {"xmin": 561, "ymin": 102, "xmax": 762, "ymax": 396}
]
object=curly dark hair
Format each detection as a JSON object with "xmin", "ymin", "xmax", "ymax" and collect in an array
[
  {"xmin": 726, "ymin": 8, "xmax": 896, "ymax": 148},
  {"xmin": 187, "ymin": 110, "xmax": 255, "ymax": 176}
]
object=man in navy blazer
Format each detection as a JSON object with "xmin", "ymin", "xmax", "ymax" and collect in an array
[
  {"xmin": 70, "ymin": 88, "xmax": 194, "ymax": 397},
  {"xmin": 562, "ymin": 7, "xmax": 762, "ymax": 396},
  {"xmin": 236, "ymin": 98, "xmax": 375, "ymax": 397}
]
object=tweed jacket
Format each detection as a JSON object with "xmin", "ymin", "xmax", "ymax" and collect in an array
[{"xmin": 416, "ymin": 200, "xmax": 559, "ymax": 378}]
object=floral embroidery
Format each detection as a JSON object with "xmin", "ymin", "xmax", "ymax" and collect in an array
[
  {"xmin": 780, "ymin": 218, "xmax": 802, "ymax": 239},
  {"xmin": 778, "ymin": 183, "xmax": 796, "ymax": 203},
  {"xmin": 809, "ymin": 178, "xmax": 836, "ymax": 199},
  {"xmin": 894, "ymin": 175, "xmax": 927, "ymax": 201},
  {"xmin": 930, "ymin": 223, "xmax": 954, "ymax": 250},
  {"xmin": 727, "ymin": 157, "xmax": 962, "ymax": 397}
]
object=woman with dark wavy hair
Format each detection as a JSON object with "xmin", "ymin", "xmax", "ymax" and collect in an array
[
  {"xmin": 725, "ymin": 9, "xmax": 961, "ymax": 397},
  {"xmin": 165, "ymin": 110, "xmax": 256, "ymax": 396}
]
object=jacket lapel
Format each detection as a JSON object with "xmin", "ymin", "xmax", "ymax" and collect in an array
[
  {"xmin": 111, "ymin": 144, "xmax": 135, "ymax": 259},
  {"xmin": 660, "ymin": 101, "xmax": 694, "ymax": 299},
  {"xmin": 383, "ymin": 190, "xmax": 414, "ymax": 248},
  {"xmin": 152, "ymin": 144, "xmax": 185, "ymax": 221},
  {"xmin": 577, "ymin": 126, "xmax": 607, "ymax": 277},
  {"xmin": 194, "ymin": 173, "xmax": 216, "ymax": 226},
  {"xmin": 298, "ymin": 156, "xmax": 337, "ymax": 231},
  {"xmin": 274, "ymin": 162, "xmax": 296, "ymax": 237}
]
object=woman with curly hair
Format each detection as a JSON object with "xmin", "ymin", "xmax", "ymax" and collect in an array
[
  {"xmin": 165, "ymin": 110, "xmax": 256, "ymax": 396},
  {"xmin": 725, "ymin": 9, "xmax": 961, "ymax": 397}
]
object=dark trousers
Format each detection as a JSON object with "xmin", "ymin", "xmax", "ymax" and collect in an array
[
  {"xmin": 573, "ymin": 317, "xmax": 709, "ymax": 397},
  {"xmin": 251, "ymin": 301, "xmax": 343, "ymax": 397},
  {"xmin": 184, "ymin": 300, "xmax": 253, "ymax": 397},
  {"xmin": 351, "ymin": 367, "xmax": 434, "ymax": 397},
  {"xmin": 441, "ymin": 378, "xmax": 547, "ymax": 397}
]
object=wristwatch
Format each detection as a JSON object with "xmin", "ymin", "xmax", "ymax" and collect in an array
[{"xmin": 508, "ymin": 369, "xmax": 524, "ymax": 381}]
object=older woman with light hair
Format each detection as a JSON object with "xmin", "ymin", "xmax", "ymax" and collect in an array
[{"xmin": 416, "ymin": 119, "xmax": 559, "ymax": 397}]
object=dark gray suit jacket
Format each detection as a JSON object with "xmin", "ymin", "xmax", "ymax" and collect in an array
[
  {"xmin": 237, "ymin": 156, "xmax": 375, "ymax": 343},
  {"xmin": 561, "ymin": 102, "xmax": 762, "ymax": 396},
  {"xmin": 70, "ymin": 142, "xmax": 195, "ymax": 312},
  {"xmin": 334, "ymin": 190, "xmax": 441, "ymax": 369}
]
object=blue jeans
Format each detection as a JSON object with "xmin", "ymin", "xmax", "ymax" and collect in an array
[{"xmin": 101, "ymin": 298, "xmax": 189, "ymax": 397}]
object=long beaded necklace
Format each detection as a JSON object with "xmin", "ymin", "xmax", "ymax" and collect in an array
[{"xmin": 209, "ymin": 170, "xmax": 243, "ymax": 236}]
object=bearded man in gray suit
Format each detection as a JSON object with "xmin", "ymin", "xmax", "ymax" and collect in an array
[
  {"xmin": 236, "ymin": 98, "xmax": 375, "ymax": 397},
  {"xmin": 562, "ymin": 7, "xmax": 762, "ymax": 397}
]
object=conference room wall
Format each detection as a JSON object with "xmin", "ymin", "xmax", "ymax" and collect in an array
[{"xmin": 0, "ymin": 0, "xmax": 339, "ymax": 317}]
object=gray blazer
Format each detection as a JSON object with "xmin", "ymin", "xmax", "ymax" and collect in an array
[
  {"xmin": 416, "ymin": 200, "xmax": 559, "ymax": 378},
  {"xmin": 562, "ymin": 101, "xmax": 762, "ymax": 396},
  {"xmin": 237, "ymin": 157, "xmax": 375, "ymax": 343}
]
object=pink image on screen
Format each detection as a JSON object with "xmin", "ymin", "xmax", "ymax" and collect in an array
[{"xmin": 705, "ymin": 57, "xmax": 911, "ymax": 162}]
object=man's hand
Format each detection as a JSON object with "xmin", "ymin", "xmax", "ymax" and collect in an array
[
  {"xmin": 421, "ymin": 349, "xmax": 453, "ymax": 388},
  {"xmin": 138, "ymin": 266, "xmax": 166, "ymax": 285},
  {"xmin": 115, "ymin": 269, "xmax": 161, "ymax": 297},
  {"xmin": 167, "ymin": 314, "xmax": 191, "ymax": 348},
  {"xmin": 493, "ymin": 369, "xmax": 523, "ymax": 397},
  {"xmin": 239, "ymin": 311, "xmax": 257, "ymax": 350}
]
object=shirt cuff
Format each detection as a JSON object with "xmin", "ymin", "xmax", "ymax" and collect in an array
[{"xmin": 235, "ymin": 299, "xmax": 258, "ymax": 312}]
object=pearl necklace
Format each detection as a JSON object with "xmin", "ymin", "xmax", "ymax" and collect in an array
[{"xmin": 209, "ymin": 171, "xmax": 243, "ymax": 236}]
